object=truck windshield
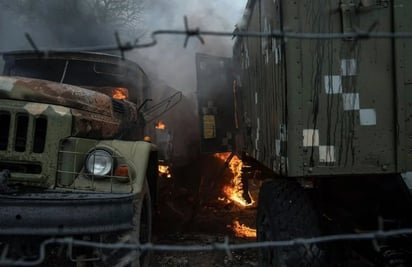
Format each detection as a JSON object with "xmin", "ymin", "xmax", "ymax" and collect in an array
[{"xmin": 2, "ymin": 53, "xmax": 144, "ymax": 103}]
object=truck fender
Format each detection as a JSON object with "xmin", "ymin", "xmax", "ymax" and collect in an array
[{"xmin": 99, "ymin": 140, "xmax": 153, "ymax": 194}]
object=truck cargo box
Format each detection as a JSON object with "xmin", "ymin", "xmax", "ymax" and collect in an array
[{"xmin": 226, "ymin": 0, "xmax": 412, "ymax": 177}]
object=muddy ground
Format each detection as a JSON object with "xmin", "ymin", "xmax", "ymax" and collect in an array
[{"xmin": 150, "ymin": 201, "xmax": 259, "ymax": 267}]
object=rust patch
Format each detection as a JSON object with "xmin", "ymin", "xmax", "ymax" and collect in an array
[
  {"xmin": 13, "ymin": 77, "xmax": 112, "ymax": 116},
  {"xmin": 72, "ymin": 109, "xmax": 121, "ymax": 139}
]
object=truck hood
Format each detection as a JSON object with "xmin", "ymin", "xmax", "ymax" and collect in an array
[{"xmin": 0, "ymin": 75, "xmax": 112, "ymax": 116}]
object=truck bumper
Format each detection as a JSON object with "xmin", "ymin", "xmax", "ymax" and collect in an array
[{"xmin": 0, "ymin": 190, "xmax": 136, "ymax": 236}]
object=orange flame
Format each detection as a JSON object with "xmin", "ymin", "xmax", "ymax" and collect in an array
[
  {"xmin": 214, "ymin": 152, "xmax": 254, "ymax": 207},
  {"xmin": 112, "ymin": 87, "xmax": 128, "ymax": 100},
  {"xmin": 228, "ymin": 220, "xmax": 256, "ymax": 238},
  {"xmin": 155, "ymin": 121, "xmax": 166, "ymax": 130},
  {"xmin": 158, "ymin": 165, "xmax": 171, "ymax": 178}
]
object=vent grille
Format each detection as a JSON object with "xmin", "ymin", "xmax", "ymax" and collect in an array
[
  {"xmin": 0, "ymin": 112, "xmax": 11, "ymax": 150},
  {"xmin": 33, "ymin": 117, "xmax": 48, "ymax": 153},
  {"xmin": 15, "ymin": 113, "xmax": 29, "ymax": 152},
  {"xmin": 0, "ymin": 162, "xmax": 42, "ymax": 174},
  {"xmin": 0, "ymin": 111, "xmax": 48, "ymax": 153},
  {"xmin": 112, "ymin": 99, "xmax": 126, "ymax": 114}
]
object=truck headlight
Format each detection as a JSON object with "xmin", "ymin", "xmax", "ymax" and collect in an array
[{"xmin": 85, "ymin": 149, "xmax": 113, "ymax": 176}]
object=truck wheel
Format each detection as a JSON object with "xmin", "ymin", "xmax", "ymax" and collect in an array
[
  {"xmin": 98, "ymin": 179, "xmax": 152, "ymax": 267},
  {"xmin": 257, "ymin": 179, "xmax": 324, "ymax": 267}
]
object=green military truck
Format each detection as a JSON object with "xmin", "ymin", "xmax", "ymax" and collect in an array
[
  {"xmin": 0, "ymin": 51, "xmax": 159, "ymax": 266},
  {"xmin": 197, "ymin": 0, "xmax": 412, "ymax": 265}
]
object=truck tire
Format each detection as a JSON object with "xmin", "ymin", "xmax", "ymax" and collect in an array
[
  {"xmin": 99, "ymin": 179, "xmax": 152, "ymax": 267},
  {"xmin": 257, "ymin": 179, "xmax": 324, "ymax": 267}
]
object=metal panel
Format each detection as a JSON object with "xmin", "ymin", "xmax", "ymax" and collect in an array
[
  {"xmin": 0, "ymin": 191, "xmax": 135, "ymax": 235},
  {"xmin": 196, "ymin": 53, "xmax": 235, "ymax": 153},
  {"xmin": 285, "ymin": 0, "xmax": 396, "ymax": 176},
  {"xmin": 235, "ymin": 0, "xmax": 400, "ymax": 177},
  {"xmin": 394, "ymin": 0, "xmax": 412, "ymax": 172},
  {"xmin": 242, "ymin": 0, "xmax": 263, "ymax": 161}
]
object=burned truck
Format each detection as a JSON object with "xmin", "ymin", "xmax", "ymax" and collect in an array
[
  {"xmin": 0, "ymin": 51, "xmax": 160, "ymax": 266},
  {"xmin": 197, "ymin": 0, "xmax": 412, "ymax": 266}
]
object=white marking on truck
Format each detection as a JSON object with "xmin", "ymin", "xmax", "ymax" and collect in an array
[
  {"xmin": 255, "ymin": 118, "xmax": 260, "ymax": 154},
  {"xmin": 263, "ymin": 17, "xmax": 270, "ymax": 65},
  {"xmin": 342, "ymin": 93, "xmax": 360, "ymax": 111},
  {"xmin": 319, "ymin": 145, "xmax": 336, "ymax": 163},
  {"xmin": 340, "ymin": 59, "xmax": 357, "ymax": 76},
  {"xmin": 275, "ymin": 139, "xmax": 281, "ymax": 156},
  {"xmin": 324, "ymin": 75, "xmax": 342, "ymax": 94},
  {"xmin": 280, "ymin": 124, "xmax": 287, "ymax": 141},
  {"xmin": 359, "ymin": 109, "xmax": 377, "ymax": 126},
  {"xmin": 303, "ymin": 129, "xmax": 319, "ymax": 147},
  {"xmin": 281, "ymin": 156, "xmax": 288, "ymax": 170}
]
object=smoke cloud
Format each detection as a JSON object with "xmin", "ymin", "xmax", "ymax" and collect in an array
[
  {"xmin": 0, "ymin": 0, "xmax": 247, "ymax": 165},
  {"xmin": 132, "ymin": 0, "xmax": 246, "ymax": 90},
  {"xmin": 130, "ymin": 0, "xmax": 246, "ymax": 165}
]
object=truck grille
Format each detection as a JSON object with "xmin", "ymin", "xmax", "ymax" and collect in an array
[
  {"xmin": 0, "ymin": 162, "xmax": 42, "ymax": 174},
  {"xmin": 0, "ymin": 100, "xmax": 71, "ymax": 186},
  {"xmin": 0, "ymin": 111, "xmax": 48, "ymax": 153},
  {"xmin": 0, "ymin": 112, "xmax": 11, "ymax": 150}
]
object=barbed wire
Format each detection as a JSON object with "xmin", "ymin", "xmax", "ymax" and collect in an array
[
  {"xmin": 1, "ymin": 16, "xmax": 412, "ymax": 56},
  {"xmin": 1, "ymin": 228, "xmax": 412, "ymax": 266}
]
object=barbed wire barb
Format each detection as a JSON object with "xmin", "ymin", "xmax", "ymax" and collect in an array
[
  {"xmin": 222, "ymin": 236, "xmax": 233, "ymax": 261},
  {"xmin": 183, "ymin": 15, "xmax": 205, "ymax": 48}
]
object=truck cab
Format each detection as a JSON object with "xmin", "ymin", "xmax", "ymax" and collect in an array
[{"xmin": 0, "ymin": 51, "xmax": 158, "ymax": 266}]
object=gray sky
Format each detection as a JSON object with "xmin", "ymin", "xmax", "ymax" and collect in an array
[
  {"xmin": 1, "ymin": 0, "xmax": 248, "ymax": 90},
  {"xmin": 0, "ymin": 0, "xmax": 247, "ymax": 52}
]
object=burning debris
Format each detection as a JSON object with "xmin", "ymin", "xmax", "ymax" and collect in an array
[
  {"xmin": 228, "ymin": 220, "xmax": 256, "ymax": 238},
  {"xmin": 158, "ymin": 164, "xmax": 172, "ymax": 179},
  {"xmin": 112, "ymin": 87, "xmax": 129, "ymax": 100},
  {"xmin": 155, "ymin": 120, "xmax": 166, "ymax": 130},
  {"xmin": 155, "ymin": 151, "xmax": 259, "ymax": 238},
  {"xmin": 214, "ymin": 152, "xmax": 254, "ymax": 207},
  {"xmin": 154, "ymin": 120, "xmax": 173, "ymax": 177},
  {"xmin": 214, "ymin": 153, "xmax": 257, "ymax": 239}
]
